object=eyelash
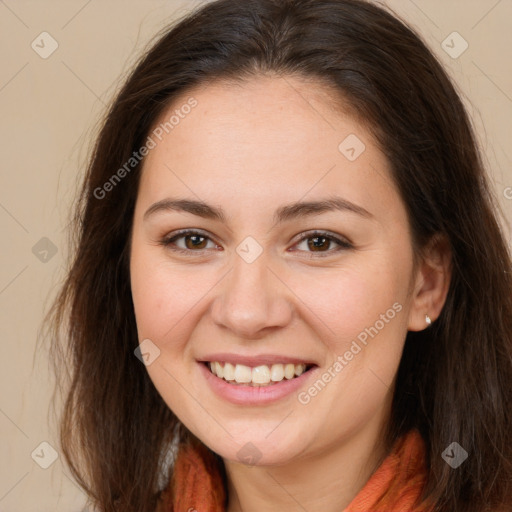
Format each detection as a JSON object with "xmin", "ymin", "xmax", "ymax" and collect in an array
[{"xmin": 160, "ymin": 229, "xmax": 353, "ymax": 257}]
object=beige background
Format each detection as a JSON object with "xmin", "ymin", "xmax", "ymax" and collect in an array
[{"xmin": 0, "ymin": 1, "xmax": 511, "ymax": 510}]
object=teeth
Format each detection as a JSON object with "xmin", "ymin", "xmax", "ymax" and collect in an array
[
  {"xmin": 214, "ymin": 361, "xmax": 224, "ymax": 379},
  {"xmin": 223, "ymin": 362, "xmax": 235, "ymax": 381},
  {"xmin": 294, "ymin": 364, "xmax": 305, "ymax": 377},
  {"xmin": 208, "ymin": 361, "xmax": 308, "ymax": 386},
  {"xmin": 270, "ymin": 363, "xmax": 284, "ymax": 382},
  {"xmin": 252, "ymin": 365, "xmax": 270, "ymax": 384},
  {"xmin": 234, "ymin": 364, "xmax": 252, "ymax": 383},
  {"xmin": 284, "ymin": 363, "xmax": 295, "ymax": 379}
]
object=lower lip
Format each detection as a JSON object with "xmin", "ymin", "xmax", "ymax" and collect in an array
[{"xmin": 198, "ymin": 362, "xmax": 318, "ymax": 405}]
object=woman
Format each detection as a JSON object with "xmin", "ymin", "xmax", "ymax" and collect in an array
[{"xmin": 47, "ymin": 0, "xmax": 512, "ymax": 510}]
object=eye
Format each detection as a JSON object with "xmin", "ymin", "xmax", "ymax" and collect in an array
[
  {"xmin": 291, "ymin": 230, "xmax": 353, "ymax": 257},
  {"xmin": 160, "ymin": 229, "xmax": 220, "ymax": 254},
  {"xmin": 160, "ymin": 229, "xmax": 353, "ymax": 257}
]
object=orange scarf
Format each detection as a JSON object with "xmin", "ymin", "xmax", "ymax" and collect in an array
[{"xmin": 157, "ymin": 429, "xmax": 433, "ymax": 511}]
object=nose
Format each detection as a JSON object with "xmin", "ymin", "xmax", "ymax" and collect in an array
[{"xmin": 210, "ymin": 252, "xmax": 293, "ymax": 339}]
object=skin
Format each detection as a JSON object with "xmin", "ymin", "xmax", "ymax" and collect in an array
[{"xmin": 129, "ymin": 75, "xmax": 451, "ymax": 511}]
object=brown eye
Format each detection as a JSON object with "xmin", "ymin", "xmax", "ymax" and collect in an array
[
  {"xmin": 162, "ymin": 230, "xmax": 218, "ymax": 253},
  {"xmin": 293, "ymin": 231, "xmax": 353, "ymax": 256},
  {"xmin": 307, "ymin": 236, "xmax": 332, "ymax": 252},
  {"xmin": 184, "ymin": 234, "xmax": 208, "ymax": 250}
]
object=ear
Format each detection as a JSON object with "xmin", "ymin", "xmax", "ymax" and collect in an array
[{"xmin": 407, "ymin": 234, "xmax": 452, "ymax": 331}]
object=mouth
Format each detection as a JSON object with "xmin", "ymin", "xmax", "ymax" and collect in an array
[{"xmin": 201, "ymin": 361, "xmax": 317, "ymax": 387}]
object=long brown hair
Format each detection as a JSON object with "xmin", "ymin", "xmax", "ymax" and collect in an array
[{"xmin": 45, "ymin": 0, "xmax": 512, "ymax": 510}]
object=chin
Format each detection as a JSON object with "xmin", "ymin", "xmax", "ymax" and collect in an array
[{"xmin": 193, "ymin": 423, "xmax": 312, "ymax": 467}]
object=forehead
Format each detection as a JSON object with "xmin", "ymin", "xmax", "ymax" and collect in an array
[{"xmin": 137, "ymin": 75, "xmax": 400, "ymax": 224}]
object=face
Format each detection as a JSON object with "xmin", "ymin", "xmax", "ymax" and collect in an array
[{"xmin": 129, "ymin": 75, "xmax": 419, "ymax": 466}]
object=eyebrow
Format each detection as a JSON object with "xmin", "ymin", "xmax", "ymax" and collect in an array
[{"xmin": 143, "ymin": 196, "xmax": 373, "ymax": 224}]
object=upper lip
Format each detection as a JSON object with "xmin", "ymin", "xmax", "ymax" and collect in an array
[{"xmin": 198, "ymin": 353, "xmax": 317, "ymax": 367}]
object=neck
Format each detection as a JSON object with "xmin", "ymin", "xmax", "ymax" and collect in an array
[{"xmin": 223, "ymin": 414, "xmax": 391, "ymax": 512}]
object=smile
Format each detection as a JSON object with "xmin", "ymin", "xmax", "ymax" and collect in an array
[
  {"xmin": 206, "ymin": 361, "xmax": 312, "ymax": 386},
  {"xmin": 198, "ymin": 357, "xmax": 318, "ymax": 405}
]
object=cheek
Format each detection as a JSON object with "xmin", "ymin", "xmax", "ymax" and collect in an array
[
  {"xmin": 130, "ymin": 245, "xmax": 206, "ymax": 343},
  {"xmin": 289, "ymin": 258, "xmax": 406, "ymax": 349},
  {"xmin": 129, "ymin": 245, "xmax": 205, "ymax": 416}
]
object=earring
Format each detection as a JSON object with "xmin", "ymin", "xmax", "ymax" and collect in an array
[{"xmin": 425, "ymin": 314, "xmax": 432, "ymax": 326}]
